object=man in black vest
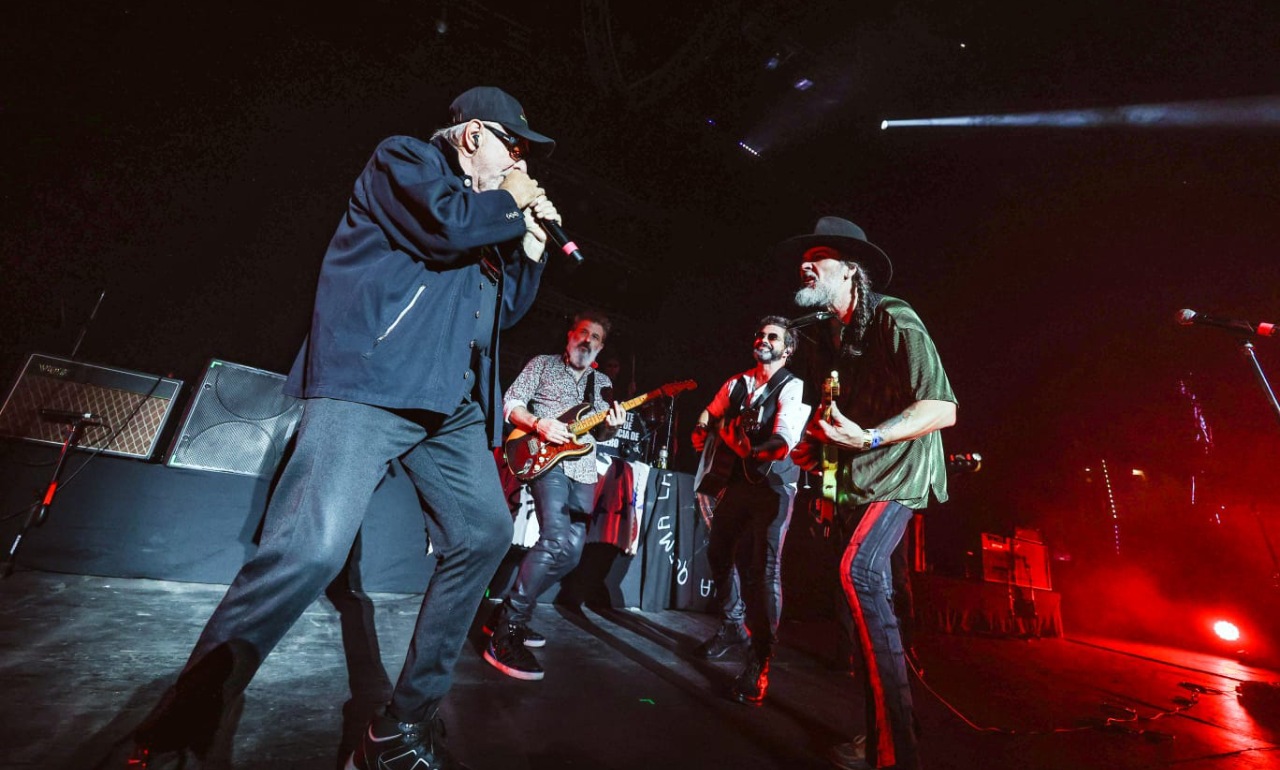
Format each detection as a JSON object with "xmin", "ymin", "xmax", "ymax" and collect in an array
[{"xmin": 691, "ymin": 315, "xmax": 812, "ymax": 705}]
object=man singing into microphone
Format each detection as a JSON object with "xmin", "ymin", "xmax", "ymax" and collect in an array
[
  {"xmin": 786, "ymin": 217, "xmax": 956, "ymax": 770},
  {"xmin": 131, "ymin": 86, "xmax": 559, "ymax": 770}
]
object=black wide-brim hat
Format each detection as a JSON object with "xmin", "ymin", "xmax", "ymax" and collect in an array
[
  {"xmin": 774, "ymin": 216, "xmax": 893, "ymax": 288},
  {"xmin": 449, "ymin": 86, "xmax": 556, "ymax": 157}
]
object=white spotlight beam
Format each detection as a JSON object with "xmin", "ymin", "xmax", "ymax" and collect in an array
[{"xmin": 881, "ymin": 96, "xmax": 1280, "ymax": 130}]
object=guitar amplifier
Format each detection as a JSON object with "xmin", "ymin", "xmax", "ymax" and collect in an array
[
  {"xmin": 0, "ymin": 353, "xmax": 183, "ymax": 459},
  {"xmin": 980, "ymin": 532, "xmax": 1052, "ymax": 590}
]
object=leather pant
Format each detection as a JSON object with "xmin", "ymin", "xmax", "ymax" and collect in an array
[
  {"xmin": 503, "ymin": 467, "xmax": 596, "ymax": 623},
  {"xmin": 705, "ymin": 477, "xmax": 794, "ymax": 653}
]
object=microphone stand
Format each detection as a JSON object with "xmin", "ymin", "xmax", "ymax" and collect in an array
[
  {"xmin": 69, "ymin": 290, "xmax": 106, "ymax": 360},
  {"xmin": 1225, "ymin": 338, "xmax": 1280, "ymax": 589},
  {"xmin": 654, "ymin": 395, "xmax": 678, "ymax": 470},
  {"xmin": 1236, "ymin": 339, "xmax": 1280, "ymax": 428},
  {"xmin": 3, "ymin": 411, "xmax": 102, "ymax": 577}
]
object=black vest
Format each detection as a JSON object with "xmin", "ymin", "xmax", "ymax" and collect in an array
[{"xmin": 725, "ymin": 367, "xmax": 800, "ymax": 488}]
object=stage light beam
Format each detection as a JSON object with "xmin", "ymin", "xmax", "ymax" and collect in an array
[{"xmin": 881, "ymin": 96, "xmax": 1280, "ymax": 131}]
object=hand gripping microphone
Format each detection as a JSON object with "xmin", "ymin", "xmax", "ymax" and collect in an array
[
  {"xmin": 1176, "ymin": 309, "xmax": 1277, "ymax": 338},
  {"xmin": 539, "ymin": 217, "xmax": 584, "ymax": 265}
]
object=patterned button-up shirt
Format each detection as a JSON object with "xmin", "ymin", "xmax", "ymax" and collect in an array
[{"xmin": 503, "ymin": 354, "xmax": 615, "ymax": 483}]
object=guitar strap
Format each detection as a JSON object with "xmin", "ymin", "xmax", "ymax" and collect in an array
[
  {"xmin": 729, "ymin": 368, "xmax": 795, "ymax": 432},
  {"xmin": 584, "ymin": 369, "xmax": 596, "ymax": 406}
]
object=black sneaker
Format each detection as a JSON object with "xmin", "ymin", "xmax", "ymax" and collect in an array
[
  {"xmin": 482, "ymin": 606, "xmax": 545, "ymax": 649},
  {"xmin": 693, "ymin": 623, "xmax": 749, "ymax": 659},
  {"xmin": 346, "ymin": 708, "xmax": 464, "ymax": 770},
  {"xmin": 483, "ymin": 625, "xmax": 545, "ymax": 680},
  {"xmin": 516, "ymin": 624, "xmax": 546, "ymax": 648}
]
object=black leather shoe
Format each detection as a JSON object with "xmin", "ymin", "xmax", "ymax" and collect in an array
[
  {"xmin": 729, "ymin": 648, "xmax": 772, "ymax": 706},
  {"xmin": 693, "ymin": 623, "xmax": 749, "ymax": 659},
  {"xmin": 346, "ymin": 707, "xmax": 466, "ymax": 770}
]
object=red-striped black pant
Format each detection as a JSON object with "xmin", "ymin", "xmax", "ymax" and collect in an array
[{"xmin": 840, "ymin": 500, "xmax": 919, "ymax": 769}]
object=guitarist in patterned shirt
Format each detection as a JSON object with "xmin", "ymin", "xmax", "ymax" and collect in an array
[
  {"xmin": 690, "ymin": 315, "xmax": 812, "ymax": 705},
  {"xmin": 484, "ymin": 310, "xmax": 626, "ymax": 680}
]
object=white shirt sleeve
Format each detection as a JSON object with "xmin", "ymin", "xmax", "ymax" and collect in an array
[
  {"xmin": 705, "ymin": 375, "xmax": 739, "ymax": 421},
  {"xmin": 771, "ymin": 377, "xmax": 812, "ymax": 450}
]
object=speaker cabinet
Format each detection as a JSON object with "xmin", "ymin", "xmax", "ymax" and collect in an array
[
  {"xmin": 0, "ymin": 353, "xmax": 182, "ymax": 459},
  {"xmin": 166, "ymin": 360, "xmax": 303, "ymax": 477},
  {"xmin": 981, "ymin": 532, "xmax": 1052, "ymax": 590}
]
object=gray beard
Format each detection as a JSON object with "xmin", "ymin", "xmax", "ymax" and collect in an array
[
  {"xmin": 794, "ymin": 281, "xmax": 840, "ymax": 309},
  {"xmin": 568, "ymin": 346, "xmax": 598, "ymax": 370}
]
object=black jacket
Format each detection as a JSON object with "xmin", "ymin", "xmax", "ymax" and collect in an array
[{"xmin": 285, "ymin": 135, "xmax": 546, "ymax": 444}]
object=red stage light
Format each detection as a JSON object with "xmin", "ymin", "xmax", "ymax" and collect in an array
[{"xmin": 1212, "ymin": 620, "xmax": 1241, "ymax": 642}]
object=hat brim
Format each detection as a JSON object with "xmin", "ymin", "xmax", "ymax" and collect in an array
[
  {"xmin": 501, "ymin": 123, "xmax": 556, "ymax": 158},
  {"xmin": 774, "ymin": 234, "xmax": 894, "ymax": 288}
]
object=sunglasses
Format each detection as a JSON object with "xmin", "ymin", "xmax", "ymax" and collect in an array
[
  {"xmin": 753, "ymin": 332, "xmax": 783, "ymax": 342},
  {"xmin": 488, "ymin": 126, "xmax": 530, "ymax": 161}
]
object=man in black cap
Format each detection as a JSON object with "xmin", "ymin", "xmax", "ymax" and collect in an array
[
  {"xmin": 130, "ymin": 86, "xmax": 560, "ymax": 770},
  {"xmin": 785, "ymin": 217, "xmax": 957, "ymax": 770}
]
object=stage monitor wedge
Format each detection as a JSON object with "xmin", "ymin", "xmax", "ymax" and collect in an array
[
  {"xmin": 0, "ymin": 353, "xmax": 182, "ymax": 460},
  {"xmin": 166, "ymin": 360, "xmax": 303, "ymax": 477}
]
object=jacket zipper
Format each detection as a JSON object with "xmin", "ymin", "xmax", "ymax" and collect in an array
[{"xmin": 376, "ymin": 285, "xmax": 425, "ymax": 343}]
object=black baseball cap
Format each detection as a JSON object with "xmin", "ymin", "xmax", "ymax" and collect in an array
[{"xmin": 449, "ymin": 86, "xmax": 556, "ymax": 157}]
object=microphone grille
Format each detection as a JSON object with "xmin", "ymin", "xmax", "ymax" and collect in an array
[{"xmin": 1176, "ymin": 309, "xmax": 1197, "ymax": 326}]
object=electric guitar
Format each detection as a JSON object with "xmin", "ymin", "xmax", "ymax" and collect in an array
[
  {"xmin": 503, "ymin": 380, "xmax": 696, "ymax": 482},
  {"xmin": 813, "ymin": 370, "xmax": 840, "ymax": 525}
]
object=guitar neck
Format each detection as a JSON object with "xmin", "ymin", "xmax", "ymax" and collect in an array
[{"xmin": 569, "ymin": 389, "xmax": 656, "ymax": 436}]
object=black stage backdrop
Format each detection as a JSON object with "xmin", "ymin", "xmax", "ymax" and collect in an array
[{"xmin": 0, "ymin": 444, "xmax": 711, "ymax": 612}]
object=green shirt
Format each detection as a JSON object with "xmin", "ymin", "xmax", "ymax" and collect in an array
[{"xmin": 827, "ymin": 295, "xmax": 956, "ymax": 509}]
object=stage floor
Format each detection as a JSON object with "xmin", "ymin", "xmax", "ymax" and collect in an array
[{"xmin": 2, "ymin": 569, "xmax": 1278, "ymax": 770}]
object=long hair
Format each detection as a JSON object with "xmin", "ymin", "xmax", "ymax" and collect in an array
[{"xmin": 841, "ymin": 261, "xmax": 876, "ymax": 358}]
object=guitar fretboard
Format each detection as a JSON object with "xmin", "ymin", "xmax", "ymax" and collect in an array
[{"xmin": 569, "ymin": 390, "xmax": 658, "ymax": 436}]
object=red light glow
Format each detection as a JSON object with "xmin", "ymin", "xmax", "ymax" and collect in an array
[{"xmin": 1212, "ymin": 620, "xmax": 1241, "ymax": 642}]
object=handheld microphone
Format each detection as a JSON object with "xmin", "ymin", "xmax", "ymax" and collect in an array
[
  {"xmin": 39, "ymin": 409, "xmax": 103, "ymax": 426},
  {"xmin": 1176, "ymin": 308, "xmax": 1277, "ymax": 338},
  {"xmin": 539, "ymin": 217, "xmax": 583, "ymax": 265}
]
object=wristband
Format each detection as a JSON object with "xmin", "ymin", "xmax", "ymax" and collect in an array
[{"xmin": 866, "ymin": 429, "xmax": 883, "ymax": 450}]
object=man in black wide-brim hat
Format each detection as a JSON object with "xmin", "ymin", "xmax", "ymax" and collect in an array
[{"xmin": 785, "ymin": 216, "xmax": 958, "ymax": 770}]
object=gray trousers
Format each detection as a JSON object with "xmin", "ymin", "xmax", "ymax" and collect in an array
[{"xmin": 181, "ymin": 396, "xmax": 512, "ymax": 722}]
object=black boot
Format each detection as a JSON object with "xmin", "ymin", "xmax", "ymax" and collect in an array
[
  {"xmin": 693, "ymin": 623, "xmax": 749, "ymax": 659},
  {"xmin": 729, "ymin": 646, "xmax": 772, "ymax": 705}
]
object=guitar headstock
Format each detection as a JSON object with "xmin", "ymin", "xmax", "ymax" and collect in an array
[
  {"xmin": 946, "ymin": 452, "xmax": 983, "ymax": 474},
  {"xmin": 822, "ymin": 370, "xmax": 839, "ymax": 402},
  {"xmin": 660, "ymin": 380, "xmax": 697, "ymax": 398}
]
